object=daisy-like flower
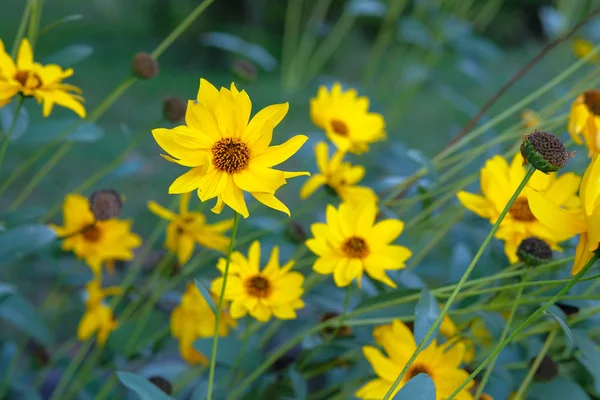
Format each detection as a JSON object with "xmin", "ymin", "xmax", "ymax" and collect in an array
[
  {"xmin": 568, "ymin": 90, "xmax": 600, "ymax": 155},
  {"xmin": 572, "ymin": 38, "xmax": 598, "ymax": 62},
  {"xmin": 355, "ymin": 319, "xmax": 474, "ymax": 400},
  {"xmin": 528, "ymin": 155, "xmax": 600, "ymax": 274},
  {"xmin": 300, "ymin": 141, "xmax": 378, "ymax": 203},
  {"xmin": 0, "ymin": 39, "xmax": 85, "ymax": 117},
  {"xmin": 210, "ymin": 241, "xmax": 304, "ymax": 322},
  {"xmin": 310, "ymin": 83, "xmax": 386, "ymax": 154},
  {"xmin": 457, "ymin": 153, "xmax": 580, "ymax": 263},
  {"xmin": 170, "ymin": 282, "xmax": 236, "ymax": 364},
  {"xmin": 305, "ymin": 200, "xmax": 411, "ymax": 288},
  {"xmin": 49, "ymin": 194, "xmax": 142, "ymax": 276},
  {"xmin": 148, "ymin": 192, "xmax": 232, "ymax": 265},
  {"xmin": 152, "ymin": 78, "xmax": 309, "ymax": 218},
  {"xmin": 77, "ymin": 278, "xmax": 120, "ymax": 346}
]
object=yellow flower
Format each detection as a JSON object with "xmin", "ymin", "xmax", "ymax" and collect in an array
[
  {"xmin": 300, "ymin": 141, "xmax": 378, "ymax": 203},
  {"xmin": 528, "ymin": 155, "xmax": 600, "ymax": 274},
  {"xmin": 457, "ymin": 153, "xmax": 580, "ymax": 263},
  {"xmin": 152, "ymin": 78, "xmax": 309, "ymax": 218},
  {"xmin": 355, "ymin": 319, "xmax": 474, "ymax": 400},
  {"xmin": 49, "ymin": 194, "xmax": 142, "ymax": 276},
  {"xmin": 310, "ymin": 83, "xmax": 386, "ymax": 154},
  {"xmin": 568, "ymin": 90, "xmax": 600, "ymax": 155},
  {"xmin": 171, "ymin": 282, "xmax": 236, "ymax": 364},
  {"xmin": 148, "ymin": 192, "xmax": 232, "ymax": 265},
  {"xmin": 521, "ymin": 109, "xmax": 541, "ymax": 129},
  {"xmin": 0, "ymin": 39, "xmax": 85, "ymax": 117},
  {"xmin": 77, "ymin": 278, "xmax": 120, "ymax": 345},
  {"xmin": 211, "ymin": 241, "xmax": 305, "ymax": 322},
  {"xmin": 572, "ymin": 38, "xmax": 598, "ymax": 62},
  {"xmin": 306, "ymin": 201, "xmax": 411, "ymax": 288}
]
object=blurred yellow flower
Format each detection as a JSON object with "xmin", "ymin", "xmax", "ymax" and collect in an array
[
  {"xmin": 152, "ymin": 78, "xmax": 309, "ymax": 218},
  {"xmin": 300, "ymin": 141, "xmax": 378, "ymax": 203},
  {"xmin": 355, "ymin": 319, "xmax": 474, "ymax": 400},
  {"xmin": 521, "ymin": 109, "xmax": 541, "ymax": 129},
  {"xmin": 0, "ymin": 38, "xmax": 85, "ymax": 117},
  {"xmin": 49, "ymin": 194, "xmax": 142, "ymax": 276},
  {"xmin": 148, "ymin": 192, "xmax": 232, "ymax": 265},
  {"xmin": 572, "ymin": 38, "xmax": 598, "ymax": 62},
  {"xmin": 170, "ymin": 282, "xmax": 236, "ymax": 364},
  {"xmin": 77, "ymin": 279, "xmax": 120, "ymax": 346},
  {"xmin": 529, "ymin": 155, "xmax": 600, "ymax": 274},
  {"xmin": 211, "ymin": 241, "xmax": 304, "ymax": 322},
  {"xmin": 306, "ymin": 201, "xmax": 411, "ymax": 288},
  {"xmin": 568, "ymin": 90, "xmax": 600, "ymax": 155},
  {"xmin": 310, "ymin": 83, "xmax": 386, "ymax": 154},
  {"xmin": 457, "ymin": 153, "xmax": 580, "ymax": 263}
]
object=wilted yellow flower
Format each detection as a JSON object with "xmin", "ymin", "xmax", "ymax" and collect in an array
[
  {"xmin": 356, "ymin": 319, "xmax": 474, "ymax": 400},
  {"xmin": 0, "ymin": 39, "xmax": 85, "ymax": 117},
  {"xmin": 572, "ymin": 38, "xmax": 598, "ymax": 62},
  {"xmin": 306, "ymin": 201, "xmax": 411, "ymax": 288},
  {"xmin": 529, "ymin": 155, "xmax": 600, "ymax": 274},
  {"xmin": 568, "ymin": 90, "xmax": 600, "ymax": 155},
  {"xmin": 148, "ymin": 192, "xmax": 232, "ymax": 265},
  {"xmin": 211, "ymin": 241, "xmax": 305, "ymax": 322},
  {"xmin": 49, "ymin": 194, "xmax": 142, "ymax": 276},
  {"xmin": 300, "ymin": 141, "xmax": 378, "ymax": 203},
  {"xmin": 77, "ymin": 279, "xmax": 120, "ymax": 346},
  {"xmin": 171, "ymin": 282, "xmax": 236, "ymax": 364},
  {"xmin": 457, "ymin": 153, "xmax": 580, "ymax": 263},
  {"xmin": 310, "ymin": 83, "xmax": 386, "ymax": 154},
  {"xmin": 152, "ymin": 78, "xmax": 309, "ymax": 218}
]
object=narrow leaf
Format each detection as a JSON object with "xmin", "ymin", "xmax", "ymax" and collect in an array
[
  {"xmin": 414, "ymin": 288, "xmax": 439, "ymax": 346},
  {"xmin": 195, "ymin": 279, "xmax": 216, "ymax": 315},
  {"xmin": 117, "ymin": 371, "xmax": 174, "ymax": 400},
  {"xmin": 0, "ymin": 292, "xmax": 53, "ymax": 346},
  {"xmin": 0, "ymin": 225, "xmax": 56, "ymax": 266},
  {"xmin": 394, "ymin": 373, "xmax": 436, "ymax": 399}
]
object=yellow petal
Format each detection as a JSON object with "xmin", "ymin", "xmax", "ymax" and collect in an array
[
  {"xmin": 251, "ymin": 192, "xmax": 290, "ymax": 216},
  {"xmin": 573, "ymin": 232, "xmax": 594, "ymax": 275},
  {"xmin": 179, "ymin": 192, "xmax": 191, "ymax": 214},
  {"xmin": 581, "ymin": 156, "xmax": 600, "ymax": 215},
  {"xmin": 368, "ymin": 219, "xmax": 404, "ymax": 244},
  {"xmin": 300, "ymin": 175, "xmax": 327, "ymax": 199},
  {"xmin": 528, "ymin": 190, "xmax": 587, "ymax": 234},
  {"xmin": 152, "ymin": 128, "xmax": 208, "ymax": 167},
  {"xmin": 314, "ymin": 141, "xmax": 329, "ymax": 173},
  {"xmin": 197, "ymin": 78, "xmax": 219, "ymax": 108},
  {"xmin": 221, "ymin": 176, "xmax": 249, "ymax": 217},
  {"xmin": 16, "ymin": 38, "xmax": 33, "ymax": 69},
  {"xmin": 233, "ymin": 167, "xmax": 286, "ymax": 194},
  {"xmin": 457, "ymin": 191, "xmax": 495, "ymax": 220},
  {"xmin": 252, "ymin": 135, "xmax": 308, "ymax": 167},
  {"xmin": 197, "ymin": 169, "xmax": 228, "ymax": 201},
  {"xmin": 177, "ymin": 234, "xmax": 195, "ymax": 265},
  {"xmin": 362, "ymin": 346, "xmax": 400, "ymax": 382},
  {"xmin": 247, "ymin": 240, "xmax": 261, "ymax": 270},
  {"xmin": 312, "ymin": 256, "xmax": 337, "ymax": 274},
  {"xmin": 169, "ymin": 167, "xmax": 205, "ymax": 194},
  {"xmin": 543, "ymin": 172, "xmax": 581, "ymax": 207},
  {"xmin": 147, "ymin": 200, "xmax": 177, "ymax": 220}
]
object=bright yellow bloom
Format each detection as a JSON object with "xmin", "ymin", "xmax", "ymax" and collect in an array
[
  {"xmin": 572, "ymin": 38, "xmax": 598, "ymax": 62},
  {"xmin": 521, "ymin": 109, "xmax": 541, "ymax": 129},
  {"xmin": 568, "ymin": 90, "xmax": 600, "ymax": 155},
  {"xmin": 148, "ymin": 192, "xmax": 232, "ymax": 265},
  {"xmin": 529, "ymin": 155, "xmax": 600, "ymax": 274},
  {"xmin": 306, "ymin": 201, "xmax": 411, "ymax": 288},
  {"xmin": 77, "ymin": 278, "xmax": 120, "ymax": 345},
  {"xmin": 49, "ymin": 194, "xmax": 142, "ymax": 276},
  {"xmin": 356, "ymin": 319, "xmax": 474, "ymax": 400},
  {"xmin": 310, "ymin": 83, "xmax": 386, "ymax": 154},
  {"xmin": 171, "ymin": 282, "xmax": 236, "ymax": 364},
  {"xmin": 0, "ymin": 39, "xmax": 85, "ymax": 117},
  {"xmin": 300, "ymin": 141, "xmax": 378, "ymax": 203},
  {"xmin": 152, "ymin": 78, "xmax": 309, "ymax": 218},
  {"xmin": 211, "ymin": 241, "xmax": 305, "ymax": 322},
  {"xmin": 457, "ymin": 153, "xmax": 580, "ymax": 263}
]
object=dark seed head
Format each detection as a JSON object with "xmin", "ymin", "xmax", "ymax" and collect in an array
[
  {"xmin": 517, "ymin": 237, "xmax": 553, "ymax": 267},
  {"xmin": 26, "ymin": 341, "xmax": 50, "ymax": 366},
  {"xmin": 531, "ymin": 355, "xmax": 559, "ymax": 382},
  {"xmin": 162, "ymin": 96, "xmax": 186, "ymax": 123},
  {"xmin": 148, "ymin": 376, "xmax": 172, "ymax": 394},
  {"xmin": 556, "ymin": 302, "xmax": 580, "ymax": 317},
  {"xmin": 520, "ymin": 130, "xmax": 572, "ymax": 173},
  {"xmin": 285, "ymin": 221, "xmax": 306, "ymax": 244},
  {"xmin": 89, "ymin": 189, "xmax": 123, "ymax": 220},
  {"xmin": 132, "ymin": 52, "xmax": 159, "ymax": 79}
]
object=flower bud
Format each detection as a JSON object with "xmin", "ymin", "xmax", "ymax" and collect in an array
[
  {"xmin": 89, "ymin": 189, "xmax": 123, "ymax": 220},
  {"xmin": 232, "ymin": 58, "xmax": 257, "ymax": 81},
  {"xmin": 556, "ymin": 302, "xmax": 579, "ymax": 317},
  {"xmin": 162, "ymin": 96, "xmax": 186, "ymax": 123},
  {"xmin": 26, "ymin": 340, "xmax": 50, "ymax": 367},
  {"xmin": 148, "ymin": 376, "xmax": 172, "ymax": 394},
  {"xmin": 520, "ymin": 130, "xmax": 573, "ymax": 173},
  {"xmin": 285, "ymin": 221, "xmax": 306, "ymax": 244},
  {"xmin": 517, "ymin": 237, "xmax": 552, "ymax": 266},
  {"xmin": 530, "ymin": 355, "xmax": 559, "ymax": 382},
  {"xmin": 320, "ymin": 312, "xmax": 352, "ymax": 339},
  {"xmin": 132, "ymin": 52, "xmax": 159, "ymax": 79}
]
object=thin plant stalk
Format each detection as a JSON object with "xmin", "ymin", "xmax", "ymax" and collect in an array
[
  {"xmin": 48, "ymin": 340, "xmax": 94, "ymax": 400},
  {"xmin": 514, "ymin": 327, "xmax": 558, "ymax": 399},
  {"xmin": 281, "ymin": 0, "xmax": 304, "ymax": 92},
  {"xmin": 11, "ymin": 0, "xmax": 33, "ymax": 57},
  {"xmin": 0, "ymin": 97, "xmax": 24, "ymax": 172}
]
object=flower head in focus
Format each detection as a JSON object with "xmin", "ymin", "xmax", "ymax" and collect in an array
[
  {"xmin": 572, "ymin": 38, "xmax": 598, "ymax": 62},
  {"xmin": 568, "ymin": 90, "xmax": 600, "ymax": 155},
  {"xmin": 306, "ymin": 201, "xmax": 411, "ymax": 288},
  {"xmin": 300, "ymin": 141, "xmax": 378, "ymax": 203},
  {"xmin": 152, "ymin": 78, "xmax": 309, "ymax": 218},
  {"xmin": 49, "ymin": 194, "xmax": 142, "ymax": 276},
  {"xmin": 77, "ymin": 278, "xmax": 120, "ymax": 345},
  {"xmin": 457, "ymin": 153, "xmax": 580, "ymax": 263},
  {"xmin": 170, "ymin": 282, "xmax": 236, "ymax": 364},
  {"xmin": 211, "ymin": 241, "xmax": 305, "ymax": 322},
  {"xmin": 310, "ymin": 83, "xmax": 386, "ymax": 154},
  {"xmin": 355, "ymin": 319, "xmax": 474, "ymax": 400},
  {"xmin": 148, "ymin": 193, "xmax": 232, "ymax": 265},
  {"xmin": 0, "ymin": 39, "xmax": 85, "ymax": 117}
]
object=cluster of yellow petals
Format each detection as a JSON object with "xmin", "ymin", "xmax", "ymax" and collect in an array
[
  {"xmin": 568, "ymin": 90, "xmax": 600, "ymax": 155},
  {"xmin": 77, "ymin": 279, "xmax": 120, "ymax": 346}
]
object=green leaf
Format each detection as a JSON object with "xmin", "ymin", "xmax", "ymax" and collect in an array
[
  {"xmin": 108, "ymin": 312, "xmax": 169, "ymax": 357},
  {"xmin": 0, "ymin": 292, "xmax": 53, "ymax": 346},
  {"xmin": 289, "ymin": 367, "xmax": 307, "ymax": 400},
  {"xmin": 572, "ymin": 330, "xmax": 600, "ymax": 393},
  {"xmin": 414, "ymin": 288, "xmax": 439, "ymax": 346},
  {"xmin": 0, "ymin": 282, "xmax": 14, "ymax": 304},
  {"xmin": 195, "ymin": 279, "xmax": 216, "ymax": 315},
  {"xmin": 544, "ymin": 308, "xmax": 573, "ymax": 347},
  {"xmin": 1, "ymin": 100, "xmax": 29, "ymax": 141},
  {"xmin": 18, "ymin": 118, "xmax": 103, "ymax": 145},
  {"xmin": 44, "ymin": 44, "xmax": 93, "ymax": 67},
  {"xmin": 529, "ymin": 377, "xmax": 589, "ymax": 400},
  {"xmin": 393, "ymin": 373, "xmax": 436, "ymax": 399},
  {"xmin": 0, "ymin": 224, "xmax": 56, "ymax": 266},
  {"xmin": 355, "ymin": 288, "xmax": 420, "ymax": 312},
  {"xmin": 117, "ymin": 371, "xmax": 174, "ymax": 400}
]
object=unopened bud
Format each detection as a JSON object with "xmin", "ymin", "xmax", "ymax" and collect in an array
[
  {"xmin": 531, "ymin": 355, "xmax": 559, "ymax": 382},
  {"xmin": 232, "ymin": 58, "xmax": 257, "ymax": 81},
  {"xmin": 148, "ymin": 376, "xmax": 172, "ymax": 394},
  {"xmin": 162, "ymin": 96, "xmax": 186, "ymax": 123},
  {"xmin": 520, "ymin": 130, "xmax": 572, "ymax": 173},
  {"xmin": 132, "ymin": 52, "xmax": 159, "ymax": 79},
  {"xmin": 89, "ymin": 189, "xmax": 123, "ymax": 220},
  {"xmin": 26, "ymin": 341, "xmax": 50, "ymax": 367},
  {"xmin": 556, "ymin": 302, "xmax": 579, "ymax": 317},
  {"xmin": 320, "ymin": 312, "xmax": 352, "ymax": 339},
  {"xmin": 517, "ymin": 237, "xmax": 552, "ymax": 266}
]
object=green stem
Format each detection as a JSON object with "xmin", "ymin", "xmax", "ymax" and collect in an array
[
  {"xmin": 330, "ymin": 285, "xmax": 352, "ymax": 340},
  {"xmin": 11, "ymin": 0, "xmax": 33, "ymax": 57},
  {"xmin": 281, "ymin": 0, "xmax": 304, "ymax": 92},
  {"xmin": 0, "ymin": 97, "xmax": 24, "ymax": 173},
  {"xmin": 222, "ymin": 319, "xmax": 253, "ymax": 386},
  {"xmin": 48, "ymin": 340, "xmax": 93, "ymax": 400},
  {"xmin": 207, "ymin": 212, "xmax": 240, "ymax": 400},
  {"xmin": 382, "ymin": 165, "xmax": 536, "ymax": 400},
  {"xmin": 514, "ymin": 328, "xmax": 558, "ymax": 399},
  {"xmin": 447, "ymin": 255, "xmax": 599, "ymax": 399},
  {"xmin": 26, "ymin": 0, "xmax": 42, "ymax": 48}
]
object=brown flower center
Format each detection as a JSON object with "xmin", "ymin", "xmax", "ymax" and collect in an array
[
  {"xmin": 584, "ymin": 90, "xmax": 600, "ymax": 115},
  {"xmin": 342, "ymin": 236, "xmax": 369, "ymax": 258},
  {"xmin": 246, "ymin": 275, "xmax": 271, "ymax": 298},
  {"xmin": 211, "ymin": 137, "xmax": 250, "ymax": 173},
  {"xmin": 14, "ymin": 70, "xmax": 41, "ymax": 89},
  {"xmin": 82, "ymin": 225, "xmax": 102, "ymax": 242},
  {"xmin": 330, "ymin": 119, "xmax": 349, "ymax": 136},
  {"xmin": 509, "ymin": 197, "xmax": 536, "ymax": 222},
  {"xmin": 406, "ymin": 363, "xmax": 433, "ymax": 381}
]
